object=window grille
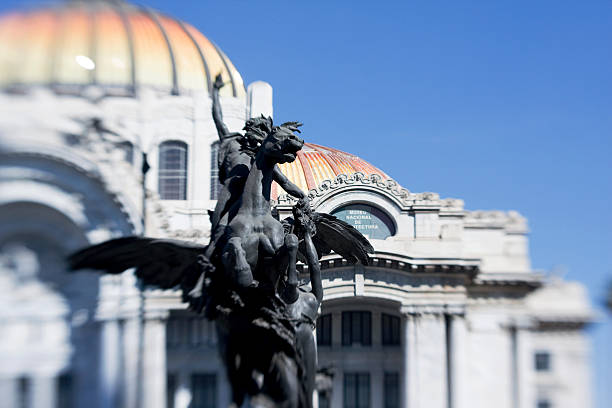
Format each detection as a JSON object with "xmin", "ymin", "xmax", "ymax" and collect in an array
[
  {"xmin": 381, "ymin": 313, "xmax": 401, "ymax": 346},
  {"xmin": 384, "ymin": 372, "xmax": 400, "ymax": 408},
  {"xmin": 119, "ymin": 141, "xmax": 134, "ymax": 164},
  {"xmin": 534, "ymin": 351, "xmax": 551, "ymax": 372},
  {"xmin": 210, "ymin": 142, "xmax": 221, "ymax": 200},
  {"xmin": 319, "ymin": 392, "xmax": 331, "ymax": 408},
  {"xmin": 317, "ymin": 314, "xmax": 332, "ymax": 346},
  {"xmin": 342, "ymin": 311, "xmax": 371, "ymax": 346},
  {"xmin": 344, "ymin": 372, "xmax": 370, "ymax": 408},
  {"xmin": 57, "ymin": 373, "xmax": 73, "ymax": 408},
  {"xmin": 191, "ymin": 373, "xmax": 216, "ymax": 408},
  {"xmin": 166, "ymin": 313, "xmax": 216, "ymax": 349},
  {"xmin": 167, "ymin": 373, "xmax": 177, "ymax": 408},
  {"xmin": 158, "ymin": 141, "xmax": 188, "ymax": 200},
  {"xmin": 537, "ymin": 399, "xmax": 552, "ymax": 408},
  {"xmin": 18, "ymin": 377, "xmax": 30, "ymax": 408}
]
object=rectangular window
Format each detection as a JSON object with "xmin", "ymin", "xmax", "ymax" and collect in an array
[
  {"xmin": 167, "ymin": 373, "xmax": 177, "ymax": 408},
  {"xmin": 381, "ymin": 314, "xmax": 401, "ymax": 346},
  {"xmin": 342, "ymin": 311, "xmax": 371, "ymax": 346},
  {"xmin": 344, "ymin": 372, "xmax": 370, "ymax": 408},
  {"xmin": 537, "ymin": 399, "xmax": 552, "ymax": 408},
  {"xmin": 159, "ymin": 141, "xmax": 188, "ymax": 200},
  {"xmin": 318, "ymin": 391, "xmax": 330, "ymax": 408},
  {"xmin": 384, "ymin": 372, "xmax": 400, "ymax": 408},
  {"xmin": 317, "ymin": 314, "xmax": 332, "ymax": 346},
  {"xmin": 167, "ymin": 313, "xmax": 215, "ymax": 349},
  {"xmin": 166, "ymin": 317, "xmax": 189, "ymax": 349},
  {"xmin": 18, "ymin": 377, "xmax": 30, "ymax": 408},
  {"xmin": 191, "ymin": 373, "xmax": 216, "ymax": 408},
  {"xmin": 534, "ymin": 351, "xmax": 551, "ymax": 372},
  {"xmin": 56, "ymin": 373, "xmax": 73, "ymax": 408},
  {"xmin": 210, "ymin": 142, "xmax": 221, "ymax": 200},
  {"xmin": 119, "ymin": 141, "xmax": 134, "ymax": 164}
]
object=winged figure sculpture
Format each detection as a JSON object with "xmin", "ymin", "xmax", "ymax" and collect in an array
[{"xmin": 69, "ymin": 75, "xmax": 373, "ymax": 408}]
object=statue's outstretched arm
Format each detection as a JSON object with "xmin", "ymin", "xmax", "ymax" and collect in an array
[
  {"xmin": 212, "ymin": 74, "xmax": 231, "ymax": 140},
  {"xmin": 304, "ymin": 231, "xmax": 323, "ymax": 303},
  {"xmin": 273, "ymin": 165, "xmax": 306, "ymax": 199}
]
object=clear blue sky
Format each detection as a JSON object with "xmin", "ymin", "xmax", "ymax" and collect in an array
[{"xmin": 3, "ymin": 0, "xmax": 611, "ymax": 406}]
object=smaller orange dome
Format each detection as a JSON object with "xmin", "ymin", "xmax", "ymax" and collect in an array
[{"xmin": 274, "ymin": 143, "xmax": 388, "ymax": 199}]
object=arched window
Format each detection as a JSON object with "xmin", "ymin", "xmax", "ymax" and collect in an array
[
  {"xmin": 158, "ymin": 141, "xmax": 188, "ymax": 200},
  {"xmin": 118, "ymin": 141, "xmax": 134, "ymax": 164},
  {"xmin": 331, "ymin": 203, "xmax": 396, "ymax": 239},
  {"xmin": 210, "ymin": 142, "xmax": 221, "ymax": 200}
]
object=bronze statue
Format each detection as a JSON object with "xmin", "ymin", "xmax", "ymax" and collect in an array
[
  {"xmin": 69, "ymin": 84, "xmax": 374, "ymax": 407},
  {"xmin": 209, "ymin": 74, "xmax": 306, "ymax": 240}
]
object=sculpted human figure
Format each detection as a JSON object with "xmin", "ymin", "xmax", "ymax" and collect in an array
[
  {"xmin": 210, "ymin": 74, "xmax": 306, "ymax": 238},
  {"xmin": 186, "ymin": 74, "xmax": 308, "ymax": 301},
  {"xmin": 287, "ymin": 199, "xmax": 324, "ymax": 408}
]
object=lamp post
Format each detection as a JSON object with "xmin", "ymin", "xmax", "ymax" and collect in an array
[{"xmin": 136, "ymin": 151, "xmax": 150, "ymax": 408}]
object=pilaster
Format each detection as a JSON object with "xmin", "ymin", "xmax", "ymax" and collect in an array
[
  {"xmin": 0, "ymin": 377, "xmax": 16, "ymax": 408},
  {"xmin": 121, "ymin": 318, "xmax": 141, "ymax": 408},
  {"xmin": 517, "ymin": 327, "xmax": 534, "ymax": 408},
  {"xmin": 32, "ymin": 376, "xmax": 56, "ymax": 408},
  {"xmin": 415, "ymin": 313, "xmax": 447, "ymax": 408},
  {"xmin": 99, "ymin": 319, "xmax": 121, "ymax": 408},
  {"xmin": 449, "ymin": 314, "xmax": 469, "ymax": 408},
  {"xmin": 141, "ymin": 310, "xmax": 169, "ymax": 408},
  {"xmin": 402, "ymin": 313, "xmax": 419, "ymax": 408}
]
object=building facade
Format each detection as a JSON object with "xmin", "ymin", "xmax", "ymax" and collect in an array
[{"xmin": 0, "ymin": 2, "xmax": 593, "ymax": 408}]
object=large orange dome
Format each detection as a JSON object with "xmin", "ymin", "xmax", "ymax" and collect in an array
[
  {"xmin": 274, "ymin": 143, "xmax": 388, "ymax": 199},
  {"xmin": 0, "ymin": 0, "xmax": 245, "ymax": 97}
]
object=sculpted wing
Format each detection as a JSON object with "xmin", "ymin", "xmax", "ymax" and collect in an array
[
  {"xmin": 68, "ymin": 237, "xmax": 211, "ymax": 310},
  {"xmin": 292, "ymin": 212, "xmax": 373, "ymax": 265}
]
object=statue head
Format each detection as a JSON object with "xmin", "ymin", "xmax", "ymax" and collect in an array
[
  {"xmin": 243, "ymin": 115, "xmax": 272, "ymax": 143},
  {"xmin": 261, "ymin": 121, "xmax": 304, "ymax": 164},
  {"xmin": 239, "ymin": 115, "xmax": 273, "ymax": 157}
]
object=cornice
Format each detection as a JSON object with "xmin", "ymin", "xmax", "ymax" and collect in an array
[
  {"xmin": 297, "ymin": 252, "xmax": 479, "ymax": 277},
  {"xmin": 464, "ymin": 210, "xmax": 528, "ymax": 233},
  {"xmin": 275, "ymin": 173, "xmax": 459, "ymax": 212},
  {"xmin": 472, "ymin": 272, "xmax": 543, "ymax": 288},
  {"xmin": 401, "ymin": 303, "xmax": 466, "ymax": 316}
]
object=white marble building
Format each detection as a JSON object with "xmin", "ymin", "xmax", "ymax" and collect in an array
[{"xmin": 0, "ymin": 1, "xmax": 594, "ymax": 408}]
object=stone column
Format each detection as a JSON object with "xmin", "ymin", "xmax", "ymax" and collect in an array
[
  {"xmin": 415, "ymin": 313, "xmax": 447, "ymax": 408},
  {"xmin": 122, "ymin": 317, "xmax": 141, "ymax": 408},
  {"xmin": 141, "ymin": 312, "xmax": 168, "ymax": 408},
  {"xmin": 330, "ymin": 368, "xmax": 343, "ymax": 408},
  {"xmin": 449, "ymin": 314, "xmax": 469, "ymax": 408},
  {"xmin": 516, "ymin": 324, "xmax": 534, "ymax": 408},
  {"xmin": 100, "ymin": 319, "xmax": 121, "ymax": 408},
  {"xmin": 32, "ymin": 375, "xmax": 56, "ymax": 408},
  {"xmin": 0, "ymin": 377, "xmax": 16, "ymax": 408},
  {"xmin": 371, "ymin": 366, "xmax": 384, "ymax": 408},
  {"xmin": 401, "ymin": 313, "xmax": 419, "ymax": 408}
]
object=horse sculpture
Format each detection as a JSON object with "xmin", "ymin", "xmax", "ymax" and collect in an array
[
  {"xmin": 68, "ymin": 114, "xmax": 374, "ymax": 408},
  {"xmin": 218, "ymin": 121, "xmax": 305, "ymax": 302}
]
